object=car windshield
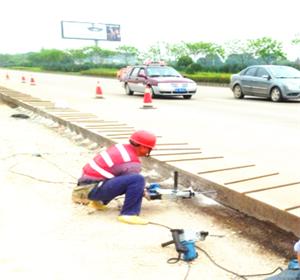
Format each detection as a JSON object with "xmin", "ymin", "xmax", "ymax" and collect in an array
[
  {"xmin": 147, "ymin": 67, "xmax": 181, "ymax": 77},
  {"xmin": 269, "ymin": 66, "xmax": 300, "ymax": 78}
]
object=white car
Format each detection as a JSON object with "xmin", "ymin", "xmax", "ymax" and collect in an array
[{"xmin": 123, "ymin": 64, "xmax": 197, "ymax": 99}]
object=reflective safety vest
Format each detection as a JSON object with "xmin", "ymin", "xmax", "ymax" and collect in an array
[{"xmin": 82, "ymin": 144, "xmax": 141, "ymax": 180}]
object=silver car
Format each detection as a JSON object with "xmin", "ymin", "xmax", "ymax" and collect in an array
[{"xmin": 230, "ymin": 65, "xmax": 300, "ymax": 102}]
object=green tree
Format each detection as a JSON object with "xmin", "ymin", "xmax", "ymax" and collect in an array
[
  {"xmin": 176, "ymin": 55, "xmax": 193, "ymax": 68},
  {"xmin": 79, "ymin": 46, "xmax": 117, "ymax": 64},
  {"xmin": 224, "ymin": 40, "xmax": 252, "ymax": 65},
  {"xmin": 247, "ymin": 37, "xmax": 286, "ymax": 64},
  {"xmin": 145, "ymin": 42, "xmax": 164, "ymax": 62},
  {"xmin": 27, "ymin": 49, "xmax": 72, "ymax": 67},
  {"xmin": 291, "ymin": 36, "xmax": 300, "ymax": 45},
  {"xmin": 116, "ymin": 45, "xmax": 139, "ymax": 64},
  {"xmin": 184, "ymin": 42, "xmax": 225, "ymax": 62},
  {"xmin": 197, "ymin": 54, "xmax": 224, "ymax": 70},
  {"xmin": 164, "ymin": 42, "xmax": 188, "ymax": 63},
  {"xmin": 66, "ymin": 48, "xmax": 88, "ymax": 63}
]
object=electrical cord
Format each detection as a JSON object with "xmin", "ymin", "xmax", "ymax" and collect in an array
[
  {"xmin": 196, "ymin": 245, "xmax": 283, "ymax": 279},
  {"xmin": 196, "ymin": 245, "xmax": 247, "ymax": 279},
  {"xmin": 1, "ymin": 153, "xmax": 42, "ymax": 160},
  {"xmin": 9, "ymin": 170, "xmax": 76, "ymax": 185},
  {"xmin": 40, "ymin": 156, "xmax": 77, "ymax": 180},
  {"xmin": 167, "ymin": 254, "xmax": 182, "ymax": 264},
  {"xmin": 149, "ymin": 221, "xmax": 172, "ymax": 230},
  {"xmin": 9, "ymin": 152, "xmax": 79, "ymax": 180},
  {"xmin": 149, "ymin": 221, "xmax": 284, "ymax": 280},
  {"xmin": 5, "ymin": 152, "xmax": 78, "ymax": 186},
  {"xmin": 1, "ymin": 151, "xmax": 94, "ymax": 161},
  {"xmin": 165, "ymin": 253, "xmax": 192, "ymax": 280},
  {"xmin": 239, "ymin": 267, "xmax": 283, "ymax": 278}
]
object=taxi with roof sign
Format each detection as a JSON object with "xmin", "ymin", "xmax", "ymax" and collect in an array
[{"xmin": 122, "ymin": 61, "xmax": 197, "ymax": 99}]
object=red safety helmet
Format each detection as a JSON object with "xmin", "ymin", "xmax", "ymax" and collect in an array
[{"xmin": 130, "ymin": 130, "xmax": 156, "ymax": 149}]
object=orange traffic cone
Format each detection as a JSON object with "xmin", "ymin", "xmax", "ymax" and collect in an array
[
  {"xmin": 21, "ymin": 76, "xmax": 26, "ymax": 83},
  {"xmin": 30, "ymin": 77, "xmax": 36, "ymax": 86},
  {"xmin": 95, "ymin": 81, "xmax": 103, "ymax": 98},
  {"xmin": 141, "ymin": 85, "xmax": 155, "ymax": 109}
]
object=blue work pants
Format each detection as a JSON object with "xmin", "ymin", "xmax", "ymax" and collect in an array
[{"xmin": 88, "ymin": 174, "xmax": 145, "ymax": 215}]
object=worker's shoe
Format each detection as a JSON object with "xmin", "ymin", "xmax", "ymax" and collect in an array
[
  {"xmin": 72, "ymin": 184, "xmax": 95, "ymax": 205},
  {"xmin": 117, "ymin": 215, "xmax": 149, "ymax": 225},
  {"xmin": 88, "ymin": 200, "xmax": 107, "ymax": 211}
]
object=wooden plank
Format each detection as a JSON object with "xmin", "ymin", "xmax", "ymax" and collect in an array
[
  {"xmin": 247, "ymin": 183, "xmax": 300, "ymax": 210},
  {"xmin": 151, "ymin": 151, "xmax": 203, "ymax": 156},
  {"xmin": 97, "ymin": 129, "xmax": 135, "ymax": 133},
  {"xmin": 224, "ymin": 172, "xmax": 279, "ymax": 185},
  {"xmin": 155, "ymin": 142, "xmax": 189, "ymax": 146},
  {"xmin": 169, "ymin": 157, "xmax": 250, "ymax": 172},
  {"xmin": 201, "ymin": 166, "xmax": 280, "ymax": 187},
  {"xmin": 76, "ymin": 122, "xmax": 127, "ymax": 126},
  {"xmin": 153, "ymin": 147, "xmax": 201, "ymax": 151},
  {"xmin": 197, "ymin": 164, "xmax": 255, "ymax": 175},
  {"xmin": 152, "ymin": 152, "xmax": 203, "ymax": 161},
  {"xmin": 244, "ymin": 181, "xmax": 300, "ymax": 194},
  {"xmin": 222, "ymin": 174, "xmax": 300, "ymax": 193}
]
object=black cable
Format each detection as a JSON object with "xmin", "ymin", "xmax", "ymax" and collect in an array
[
  {"xmin": 196, "ymin": 245, "xmax": 283, "ymax": 279},
  {"xmin": 240, "ymin": 266, "xmax": 283, "ymax": 278},
  {"xmin": 40, "ymin": 156, "xmax": 77, "ymax": 180},
  {"xmin": 196, "ymin": 246, "xmax": 247, "ymax": 279},
  {"xmin": 0, "ymin": 153, "xmax": 42, "ymax": 160},
  {"xmin": 1, "ymin": 151, "xmax": 93, "ymax": 161},
  {"xmin": 9, "ymin": 170, "xmax": 75, "ymax": 185},
  {"xmin": 149, "ymin": 221, "xmax": 172, "ymax": 230},
  {"xmin": 167, "ymin": 254, "xmax": 181, "ymax": 264},
  {"xmin": 5, "ymin": 152, "xmax": 78, "ymax": 184}
]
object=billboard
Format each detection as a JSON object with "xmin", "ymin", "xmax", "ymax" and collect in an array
[{"xmin": 61, "ymin": 21, "xmax": 121, "ymax": 41}]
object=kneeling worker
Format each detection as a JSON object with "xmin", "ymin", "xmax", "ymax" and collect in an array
[{"xmin": 72, "ymin": 130, "xmax": 156, "ymax": 225}]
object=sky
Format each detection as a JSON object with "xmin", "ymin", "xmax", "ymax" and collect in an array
[{"xmin": 1, "ymin": 0, "xmax": 300, "ymax": 59}]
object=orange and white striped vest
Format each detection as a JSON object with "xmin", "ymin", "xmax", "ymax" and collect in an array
[{"xmin": 82, "ymin": 144, "xmax": 141, "ymax": 180}]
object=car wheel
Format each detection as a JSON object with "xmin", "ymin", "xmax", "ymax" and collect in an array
[
  {"xmin": 125, "ymin": 84, "xmax": 133, "ymax": 95},
  {"xmin": 233, "ymin": 84, "xmax": 244, "ymax": 99},
  {"xmin": 183, "ymin": 95, "xmax": 192, "ymax": 99},
  {"xmin": 270, "ymin": 87, "xmax": 282, "ymax": 102}
]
